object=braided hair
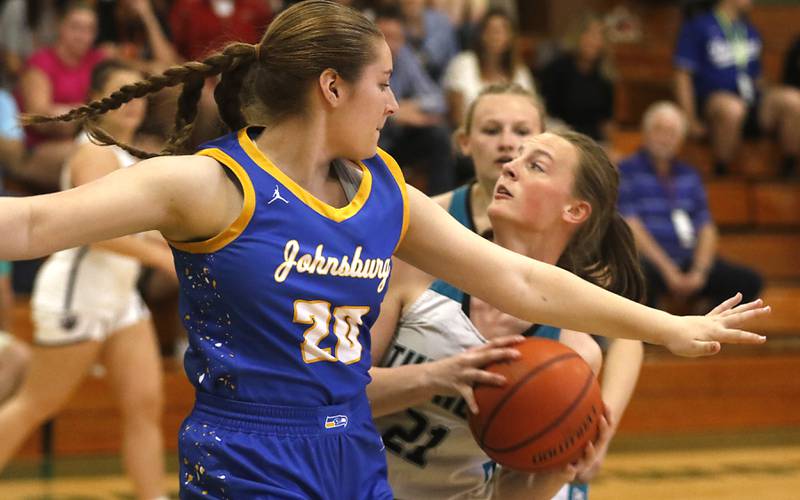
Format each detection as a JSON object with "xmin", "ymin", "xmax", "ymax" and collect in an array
[{"xmin": 22, "ymin": 1, "xmax": 384, "ymax": 159}]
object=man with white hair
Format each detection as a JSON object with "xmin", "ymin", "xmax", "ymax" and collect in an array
[{"xmin": 617, "ymin": 101, "xmax": 762, "ymax": 308}]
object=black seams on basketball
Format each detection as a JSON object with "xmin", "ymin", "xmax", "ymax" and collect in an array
[{"xmin": 468, "ymin": 337, "xmax": 602, "ymax": 472}]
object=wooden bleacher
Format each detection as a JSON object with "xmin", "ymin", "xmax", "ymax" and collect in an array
[{"xmin": 599, "ymin": 0, "xmax": 800, "ymax": 436}]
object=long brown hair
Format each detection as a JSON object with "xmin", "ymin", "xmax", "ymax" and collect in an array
[
  {"xmin": 472, "ymin": 8, "xmax": 520, "ymax": 81},
  {"xmin": 562, "ymin": 12, "xmax": 615, "ymax": 81},
  {"xmin": 23, "ymin": 0, "xmax": 383, "ymax": 159},
  {"xmin": 555, "ymin": 131, "xmax": 644, "ymax": 302}
]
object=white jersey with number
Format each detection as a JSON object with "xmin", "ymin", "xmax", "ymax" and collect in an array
[
  {"xmin": 375, "ymin": 286, "xmax": 497, "ymax": 499},
  {"xmin": 375, "ymin": 281, "xmax": 576, "ymax": 500}
]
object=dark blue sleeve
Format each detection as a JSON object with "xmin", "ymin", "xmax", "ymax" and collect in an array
[
  {"xmin": 617, "ymin": 160, "xmax": 640, "ymax": 218},
  {"xmin": 393, "ymin": 47, "xmax": 446, "ymax": 115},
  {"xmin": 689, "ymin": 170, "xmax": 712, "ymax": 229},
  {"xmin": 674, "ymin": 18, "xmax": 703, "ymax": 72},
  {"xmin": 748, "ymin": 24, "xmax": 763, "ymax": 79}
]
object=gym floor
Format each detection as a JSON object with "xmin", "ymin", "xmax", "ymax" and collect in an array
[{"xmin": 1, "ymin": 429, "xmax": 798, "ymax": 499}]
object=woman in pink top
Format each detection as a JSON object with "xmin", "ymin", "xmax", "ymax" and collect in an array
[{"xmin": 14, "ymin": 1, "xmax": 107, "ymax": 191}]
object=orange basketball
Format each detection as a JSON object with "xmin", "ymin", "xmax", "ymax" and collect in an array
[{"xmin": 468, "ymin": 337, "xmax": 602, "ymax": 472}]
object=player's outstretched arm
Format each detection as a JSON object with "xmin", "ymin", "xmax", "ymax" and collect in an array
[
  {"xmin": 0, "ymin": 155, "xmax": 240, "ymax": 261},
  {"xmin": 395, "ymin": 186, "xmax": 769, "ymax": 357}
]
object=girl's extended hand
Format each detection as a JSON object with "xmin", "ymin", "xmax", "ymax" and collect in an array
[{"xmin": 663, "ymin": 293, "xmax": 769, "ymax": 357}]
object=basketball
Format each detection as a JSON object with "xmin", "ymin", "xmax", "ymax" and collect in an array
[{"xmin": 468, "ymin": 337, "xmax": 603, "ymax": 472}]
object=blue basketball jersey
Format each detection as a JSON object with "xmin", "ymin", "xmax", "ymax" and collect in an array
[
  {"xmin": 447, "ymin": 183, "xmax": 475, "ymax": 232},
  {"xmin": 170, "ymin": 127, "xmax": 408, "ymax": 407}
]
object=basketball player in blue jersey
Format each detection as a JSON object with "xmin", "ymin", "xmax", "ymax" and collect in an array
[{"xmin": 0, "ymin": 1, "xmax": 769, "ymax": 498}]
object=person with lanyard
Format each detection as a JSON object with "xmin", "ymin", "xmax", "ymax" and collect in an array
[
  {"xmin": 0, "ymin": 2, "xmax": 770, "ymax": 497},
  {"xmin": 618, "ymin": 101, "xmax": 762, "ymax": 310},
  {"xmin": 674, "ymin": 0, "xmax": 800, "ymax": 176}
]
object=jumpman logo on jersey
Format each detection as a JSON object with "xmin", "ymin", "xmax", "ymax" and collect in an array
[{"xmin": 268, "ymin": 185, "xmax": 289, "ymax": 205}]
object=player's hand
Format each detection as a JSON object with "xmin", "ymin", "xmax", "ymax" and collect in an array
[
  {"xmin": 573, "ymin": 406, "xmax": 613, "ymax": 483},
  {"xmin": 424, "ymin": 335, "xmax": 525, "ymax": 414},
  {"xmin": 662, "ymin": 293, "xmax": 769, "ymax": 357}
]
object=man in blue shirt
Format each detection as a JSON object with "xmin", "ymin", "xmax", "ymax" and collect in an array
[
  {"xmin": 618, "ymin": 101, "xmax": 762, "ymax": 308},
  {"xmin": 398, "ymin": 0, "xmax": 459, "ymax": 83},
  {"xmin": 674, "ymin": 0, "xmax": 800, "ymax": 176},
  {"xmin": 376, "ymin": 7, "xmax": 454, "ymax": 194}
]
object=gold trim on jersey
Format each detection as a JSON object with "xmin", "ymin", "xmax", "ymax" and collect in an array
[
  {"xmin": 376, "ymin": 148, "xmax": 409, "ymax": 251},
  {"xmin": 168, "ymin": 148, "xmax": 256, "ymax": 254},
  {"xmin": 238, "ymin": 128, "xmax": 373, "ymax": 222}
]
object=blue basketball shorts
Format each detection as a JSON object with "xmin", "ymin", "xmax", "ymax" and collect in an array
[{"xmin": 179, "ymin": 392, "xmax": 393, "ymax": 499}]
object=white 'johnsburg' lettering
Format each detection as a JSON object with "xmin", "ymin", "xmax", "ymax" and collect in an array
[{"xmin": 274, "ymin": 240, "xmax": 392, "ymax": 292}]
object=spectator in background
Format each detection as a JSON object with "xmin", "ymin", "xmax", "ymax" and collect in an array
[
  {"xmin": 0, "ymin": 54, "xmax": 24, "ymax": 181},
  {"xmin": 430, "ymin": 0, "xmax": 483, "ymax": 50},
  {"xmin": 14, "ymin": 0, "xmax": 108, "ymax": 192},
  {"xmin": 0, "ymin": 55, "xmax": 19, "ymax": 361},
  {"xmin": 398, "ymin": 0, "xmax": 459, "ymax": 82},
  {"xmin": 675, "ymin": 0, "xmax": 800, "ymax": 177},
  {"xmin": 169, "ymin": 0, "xmax": 274, "ymax": 151},
  {"xmin": 0, "ymin": 0, "xmax": 61, "ymax": 73},
  {"xmin": 538, "ymin": 12, "xmax": 615, "ymax": 143},
  {"xmin": 782, "ymin": 33, "xmax": 800, "ymax": 93},
  {"xmin": 97, "ymin": 0, "xmax": 180, "ymax": 74},
  {"xmin": 96, "ymin": 0, "xmax": 182, "ymax": 143},
  {"xmin": 0, "ymin": 60, "xmax": 170, "ymax": 499},
  {"xmin": 169, "ymin": 0, "xmax": 273, "ymax": 60},
  {"xmin": 442, "ymin": 7, "xmax": 534, "ymax": 128},
  {"xmin": 0, "ymin": 54, "xmax": 22, "ymax": 315},
  {"xmin": 431, "ymin": 0, "xmax": 519, "ymax": 46},
  {"xmin": 618, "ymin": 101, "xmax": 762, "ymax": 309},
  {"xmin": 375, "ymin": 7, "xmax": 454, "ymax": 194}
]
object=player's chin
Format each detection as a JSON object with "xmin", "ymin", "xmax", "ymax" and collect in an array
[
  {"xmin": 355, "ymin": 136, "xmax": 380, "ymax": 160},
  {"xmin": 487, "ymin": 200, "xmax": 512, "ymax": 218}
]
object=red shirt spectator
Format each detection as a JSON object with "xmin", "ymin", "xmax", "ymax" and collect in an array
[{"xmin": 169, "ymin": 0, "xmax": 273, "ymax": 60}]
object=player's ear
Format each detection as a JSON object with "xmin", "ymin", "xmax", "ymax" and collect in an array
[
  {"xmin": 563, "ymin": 200, "xmax": 591, "ymax": 225},
  {"xmin": 320, "ymin": 69, "xmax": 342, "ymax": 107}
]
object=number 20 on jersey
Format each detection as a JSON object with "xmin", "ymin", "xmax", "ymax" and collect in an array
[{"xmin": 294, "ymin": 300, "xmax": 369, "ymax": 364}]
